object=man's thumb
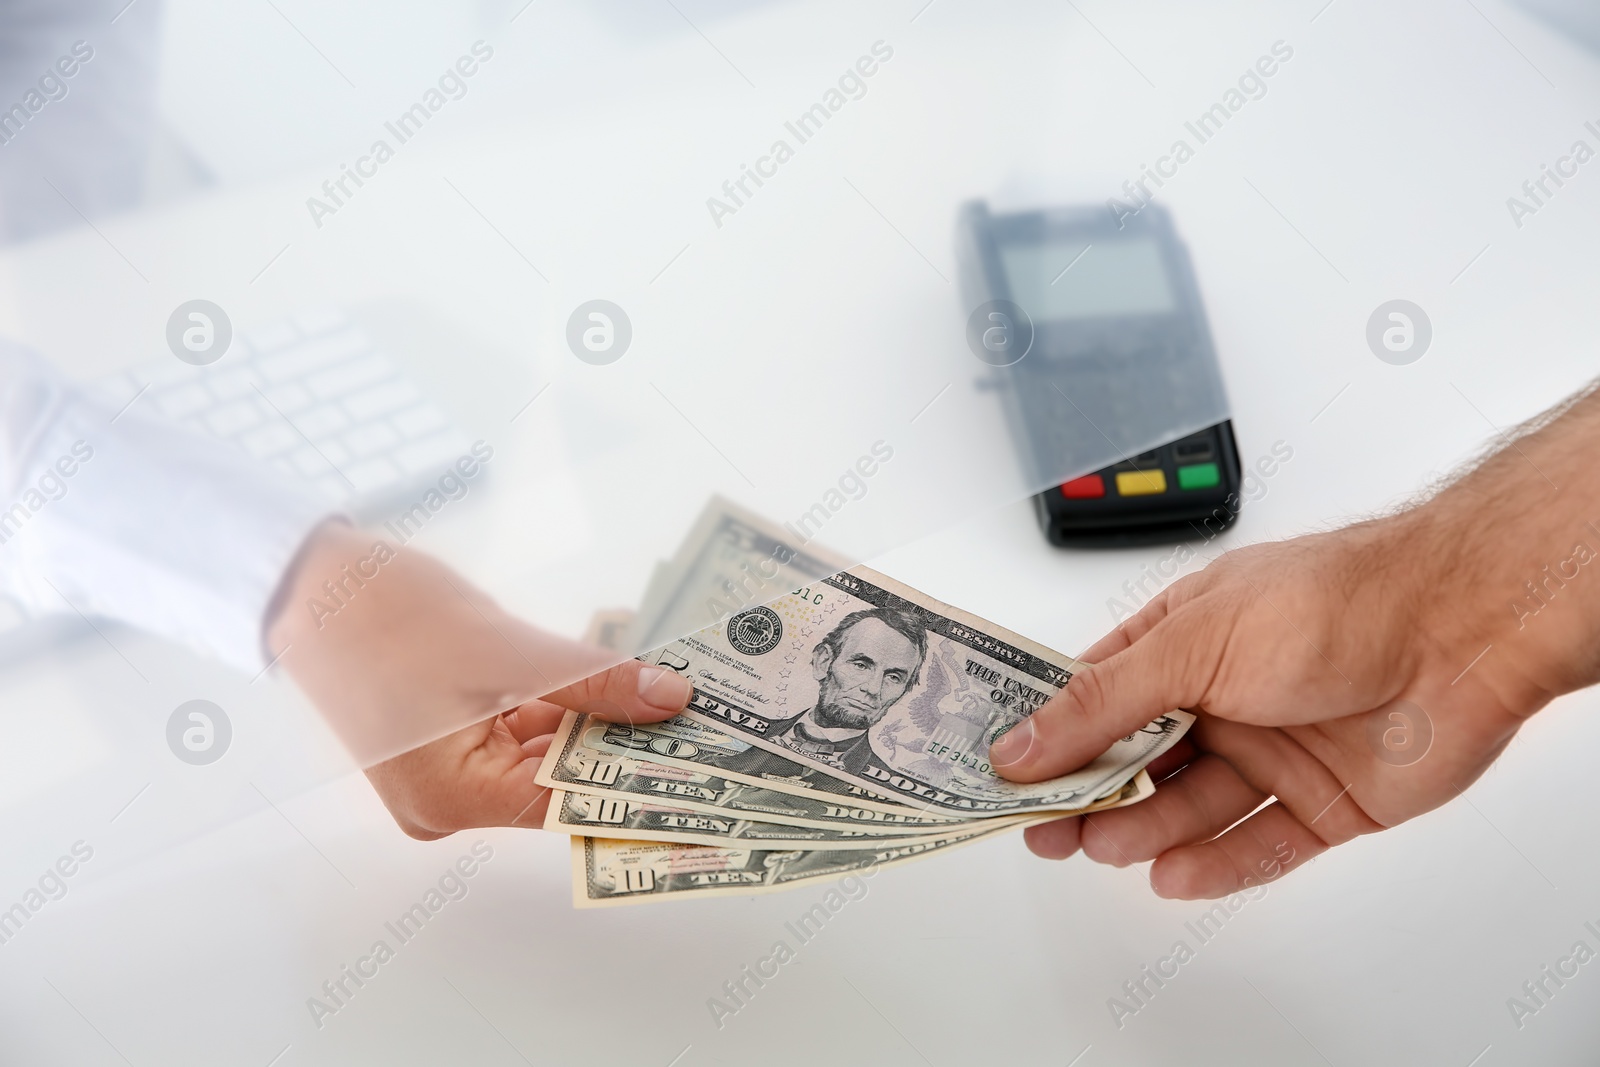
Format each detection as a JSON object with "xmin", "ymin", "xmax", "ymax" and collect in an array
[{"xmin": 989, "ymin": 616, "xmax": 1202, "ymax": 782}]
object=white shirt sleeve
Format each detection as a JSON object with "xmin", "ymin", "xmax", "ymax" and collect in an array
[{"xmin": 0, "ymin": 341, "xmax": 335, "ymax": 672}]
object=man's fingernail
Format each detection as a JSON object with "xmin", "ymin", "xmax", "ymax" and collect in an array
[
  {"xmin": 990, "ymin": 720, "xmax": 1035, "ymax": 767},
  {"xmin": 638, "ymin": 665, "xmax": 692, "ymax": 710}
]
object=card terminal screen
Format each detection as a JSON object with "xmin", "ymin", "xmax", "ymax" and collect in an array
[{"xmin": 999, "ymin": 236, "xmax": 1176, "ymax": 321}]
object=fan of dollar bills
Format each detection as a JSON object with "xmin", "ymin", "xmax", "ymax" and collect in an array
[{"xmin": 554, "ymin": 500, "xmax": 1191, "ymax": 907}]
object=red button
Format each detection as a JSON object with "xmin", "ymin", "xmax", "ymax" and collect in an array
[{"xmin": 1060, "ymin": 474, "xmax": 1105, "ymax": 499}]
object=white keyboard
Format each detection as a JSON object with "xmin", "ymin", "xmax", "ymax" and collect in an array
[
  {"xmin": 0, "ymin": 311, "xmax": 474, "ymax": 655},
  {"xmin": 100, "ymin": 308, "xmax": 472, "ymax": 509}
]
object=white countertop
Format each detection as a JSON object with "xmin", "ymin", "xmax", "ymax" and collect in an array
[{"xmin": 2, "ymin": 0, "xmax": 1599, "ymax": 1062}]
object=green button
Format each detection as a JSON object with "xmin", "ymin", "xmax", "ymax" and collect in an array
[{"xmin": 1177, "ymin": 462, "xmax": 1219, "ymax": 490}]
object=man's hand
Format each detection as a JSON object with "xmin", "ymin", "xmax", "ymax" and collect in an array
[
  {"xmin": 266, "ymin": 521, "xmax": 692, "ymax": 838},
  {"xmin": 991, "ymin": 382, "xmax": 1600, "ymax": 898}
]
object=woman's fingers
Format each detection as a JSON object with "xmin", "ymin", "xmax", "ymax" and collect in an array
[
  {"xmin": 366, "ymin": 715, "xmax": 557, "ymax": 838},
  {"xmin": 538, "ymin": 661, "xmax": 692, "ymax": 722},
  {"xmin": 502, "ymin": 700, "xmax": 566, "ymax": 744},
  {"xmin": 506, "ymin": 733, "xmax": 557, "ymax": 829}
]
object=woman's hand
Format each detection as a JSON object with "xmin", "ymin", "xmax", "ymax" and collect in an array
[
  {"xmin": 266, "ymin": 521, "xmax": 691, "ymax": 837},
  {"xmin": 362, "ymin": 662, "xmax": 692, "ymax": 840}
]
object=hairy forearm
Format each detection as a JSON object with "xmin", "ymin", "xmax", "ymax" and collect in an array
[{"xmin": 1404, "ymin": 379, "xmax": 1600, "ymax": 708}]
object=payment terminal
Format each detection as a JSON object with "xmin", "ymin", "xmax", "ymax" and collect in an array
[{"xmin": 957, "ymin": 201, "xmax": 1242, "ymax": 547}]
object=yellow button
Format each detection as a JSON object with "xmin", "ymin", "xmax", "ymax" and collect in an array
[{"xmin": 1115, "ymin": 470, "xmax": 1168, "ymax": 496}]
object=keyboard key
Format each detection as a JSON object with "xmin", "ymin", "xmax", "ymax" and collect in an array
[
  {"xmin": 319, "ymin": 439, "xmax": 352, "ymax": 468},
  {"xmin": 314, "ymin": 474, "xmax": 351, "ymax": 500},
  {"xmin": 207, "ymin": 368, "xmax": 255, "ymax": 400},
  {"xmin": 394, "ymin": 431, "xmax": 465, "ymax": 474},
  {"xmin": 392, "ymin": 404, "xmax": 448, "ymax": 438},
  {"xmin": 102, "ymin": 313, "xmax": 477, "ymax": 517},
  {"xmin": 244, "ymin": 320, "xmax": 299, "ymax": 354},
  {"xmin": 342, "ymin": 379, "xmax": 422, "ymax": 421},
  {"xmin": 292, "ymin": 308, "xmax": 349, "ymax": 335},
  {"xmin": 292, "ymin": 444, "xmax": 340, "ymax": 478},
  {"xmin": 1116, "ymin": 470, "xmax": 1168, "ymax": 496},
  {"xmin": 155, "ymin": 383, "xmax": 211, "ymax": 420},
  {"xmin": 345, "ymin": 456, "xmax": 400, "ymax": 493},
  {"xmin": 295, "ymin": 404, "xmax": 349, "ymax": 440},
  {"xmin": 145, "ymin": 360, "xmax": 203, "ymax": 388},
  {"xmin": 306, "ymin": 355, "xmax": 392, "ymax": 400},
  {"xmin": 238, "ymin": 422, "xmax": 299, "ymax": 459},
  {"xmin": 257, "ymin": 331, "xmax": 369, "ymax": 383},
  {"xmin": 111, "ymin": 370, "xmax": 146, "ymax": 397},
  {"xmin": 204, "ymin": 400, "xmax": 264, "ymax": 437},
  {"xmin": 261, "ymin": 382, "xmax": 313, "ymax": 415},
  {"xmin": 1177, "ymin": 462, "xmax": 1220, "ymax": 490},
  {"xmin": 1059, "ymin": 475, "xmax": 1105, "ymax": 499},
  {"xmin": 85, "ymin": 377, "xmax": 136, "ymax": 410},
  {"xmin": 343, "ymin": 423, "xmax": 402, "ymax": 458}
]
